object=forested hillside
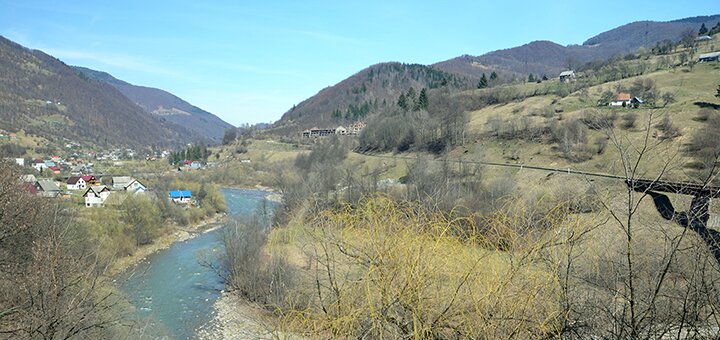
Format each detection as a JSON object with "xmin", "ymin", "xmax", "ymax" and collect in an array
[
  {"xmin": 274, "ymin": 62, "xmax": 471, "ymax": 133},
  {"xmin": 73, "ymin": 66, "xmax": 234, "ymax": 144},
  {"xmin": 0, "ymin": 36, "xmax": 204, "ymax": 148}
]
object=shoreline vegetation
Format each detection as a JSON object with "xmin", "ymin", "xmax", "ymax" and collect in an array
[
  {"xmin": 108, "ymin": 213, "xmax": 228, "ymax": 277},
  {"xmin": 108, "ymin": 185, "xmax": 281, "ymax": 278}
]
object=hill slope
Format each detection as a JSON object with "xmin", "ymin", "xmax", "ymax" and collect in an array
[
  {"xmin": 0, "ymin": 35, "xmax": 204, "ymax": 148},
  {"xmin": 433, "ymin": 14, "xmax": 720, "ymax": 79},
  {"xmin": 275, "ymin": 14, "xmax": 719, "ymax": 132},
  {"xmin": 276, "ymin": 62, "xmax": 471, "ymax": 131},
  {"xmin": 73, "ymin": 66, "xmax": 234, "ymax": 144}
]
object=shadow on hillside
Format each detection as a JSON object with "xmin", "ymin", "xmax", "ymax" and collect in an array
[{"xmin": 694, "ymin": 101, "xmax": 720, "ymax": 110}]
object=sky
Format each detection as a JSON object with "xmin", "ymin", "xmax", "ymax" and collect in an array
[{"xmin": 0, "ymin": 1, "xmax": 718, "ymax": 126}]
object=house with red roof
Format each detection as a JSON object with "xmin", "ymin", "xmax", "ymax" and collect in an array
[
  {"xmin": 609, "ymin": 93, "xmax": 643, "ymax": 107},
  {"xmin": 66, "ymin": 175, "xmax": 97, "ymax": 190}
]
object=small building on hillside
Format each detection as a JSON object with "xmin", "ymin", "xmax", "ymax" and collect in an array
[
  {"xmin": 609, "ymin": 93, "xmax": 632, "ymax": 107},
  {"xmin": 22, "ymin": 182, "xmax": 39, "ymax": 195},
  {"xmin": 14, "ymin": 158, "xmax": 24, "ymax": 167},
  {"xmin": 335, "ymin": 126, "xmax": 347, "ymax": 135},
  {"xmin": 48, "ymin": 166, "xmax": 61, "ymax": 175},
  {"xmin": 21, "ymin": 174, "xmax": 37, "ymax": 183},
  {"xmin": 349, "ymin": 121, "xmax": 365, "ymax": 135},
  {"xmin": 32, "ymin": 159, "xmax": 48, "ymax": 172},
  {"xmin": 36, "ymin": 180, "xmax": 61, "ymax": 198},
  {"xmin": 112, "ymin": 176, "xmax": 146, "ymax": 193},
  {"xmin": 559, "ymin": 70, "xmax": 576, "ymax": 82},
  {"xmin": 67, "ymin": 176, "xmax": 88, "ymax": 190},
  {"xmin": 696, "ymin": 35, "xmax": 713, "ymax": 42},
  {"xmin": 698, "ymin": 51, "xmax": 720, "ymax": 63},
  {"xmin": 169, "ymin": 190, "xmax": 192, "ymax": 204},
  {"xmin": 66, "ymin": 175, "xmax": 96, "ymax": 190},
  {"xmin": 83, "ymin": 186, "xmax": 111, "ymax": 207}
]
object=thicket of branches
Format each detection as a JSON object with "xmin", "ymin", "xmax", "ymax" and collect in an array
[{"xmin": 0, "ymin": 162, "xmax": 124, "ymax": 337}]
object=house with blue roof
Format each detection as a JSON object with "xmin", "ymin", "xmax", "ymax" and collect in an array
[{"xmin": 169, "ymin": 190, "xmax": 192, "ymax": 204}]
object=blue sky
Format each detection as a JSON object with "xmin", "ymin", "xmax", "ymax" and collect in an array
[{"xmin": 1, "ymin": 1, "xmax": 718, "ymax": 125}]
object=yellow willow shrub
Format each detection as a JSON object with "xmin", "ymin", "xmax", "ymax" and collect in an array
[{"xmin": 275, "ymin": 195, "xmax": 565, "ymax": 338}]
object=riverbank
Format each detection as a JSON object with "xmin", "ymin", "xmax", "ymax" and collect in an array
[
  {"xmin": 197, "ymin": 291, "xmax": 279, "ymax": 339},
  {"xmin": 108, "ymin": 213, "xmax": 228, "ymax": 277}
]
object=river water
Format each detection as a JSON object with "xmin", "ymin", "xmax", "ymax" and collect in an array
[{"xmin": 118, "ymin": 188, "xmax": 273, "ymax": 339}]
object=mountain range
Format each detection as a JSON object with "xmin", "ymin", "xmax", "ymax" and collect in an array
[
  {"xmin": 0, "ymin": 35, "xmax": 233, "ymax": 150},
  {"xmin": 73, "ymin": 66, "xmax": 233, "ymax": 144},
  {"xmin": 277, "ymin": 14, "xmax": 720, "ymax": 129}
]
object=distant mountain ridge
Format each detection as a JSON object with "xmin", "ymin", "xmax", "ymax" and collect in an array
[
  {"xmin": 0, "ymin": 35, "xmax": 204, "ymax": 148},
  {"xmin": 73, "ymin": 66, "xmax": 234, "ymax": 144},
  {"xmin": 275, "ymin": 14, "xmax": 720, "ymax": 131},
  {"xmin": 434, "ymin": 14, "xmax": 720, "ymax": 79}
]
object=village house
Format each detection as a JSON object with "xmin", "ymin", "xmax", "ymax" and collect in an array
[
  {"xmin": 32, "ymin": 159, "xmax": 48, "ymax": 172},
  {"xmin": 112, "ymin": 176, "xmax": 147, "ymax": 193},
  {"xmin": 698, "ymin": 51, "xmax": 720, "ymax": 63},
  {"xmin": 169, "ymin": 190, "xmax": 192, "ymax": 204},
  {"xmin": 83, "ymin": 186, "xmax": 111, "ymax": 207},
  {"xmin": 48, "ymin": 166, "xmax": 61, "ymax": 175},
  {"xmin": 35, "ymin": 180, "xmax": 61, "ymax": 198},
  {"xmin": 21, "ymin": 174, "xmax": 37, "ymax": 183},
  {"xmin": 559, "ymin": 70, "xmax": 576, "ymax": 82},
  {"xmin": 695, "ymin": 35, "xmax": 713, "ymax": 42},
  {"xmin": 66, "ymin": 175, "xmax": 97, "ymax": 190},
  {"xmin": 335, "ymin": 126, "xmax": 348, "ymax": 135},
  {"xmin": 608, "ymin": 93, "xmax": 643, "ymax": 107},
  {"xmin": 348, "ymin": 121, "xmax": 365, "ymax": 135}
]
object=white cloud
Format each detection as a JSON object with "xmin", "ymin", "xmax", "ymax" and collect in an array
[{"xmin": 42, "ymin": 47, "xmax": 185, "ymax": 79}]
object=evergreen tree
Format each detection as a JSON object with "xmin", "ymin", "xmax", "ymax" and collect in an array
[
  {"xmin": 711, "ymin": 22, "xmax": 720, "ymax": 35},
  {"xmin": 415, "ymin": 88, "xmax": 429, "ymax": 111},
  {"xmin": 477, "ymin": 73, "xmax": 488, "ymax": 88},
  {"xmin": 528, "ymin": 74, "xmax": 535, "ymax": 82},
  {"xmin": 489, "ymin": 71, "xmax": 498, "ymax": 81},
  {"xmin": 716, "ymin": 84, "xmax": 720, "ymax": 98},
  {"xmin": 699, "ymin": 23, "xmax": 708, "ymax": 35},
  {"xmin": 398, "ymin": 93, "xmax": 408, "ymax": 110}
]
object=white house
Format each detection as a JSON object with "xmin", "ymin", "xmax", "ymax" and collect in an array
[
  {"xmin": 559, "ymin": 70, "xmax": 576, "ymax": 82},
  {"xmin": 66, "ymin": 176, "xmax": 86, "ymax": 190},
  {"xmin": 609, "ymin": 93, "xmax": 631, "ymax": 107},
  {"xmin": 33, "ymin": 160, "xmax": 48, "ymax": 172},
  {"xmin": 83, "ymin": 186, "xmax": 111, "ymax": 207},
  {"xmin": 112, "ymin": 176, "xmax": 146, "ymax": 193}
]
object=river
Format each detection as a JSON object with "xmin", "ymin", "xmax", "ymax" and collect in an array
[{"xmin": 118, "ymin": 188, "xmax": 273, "ymax": 339}]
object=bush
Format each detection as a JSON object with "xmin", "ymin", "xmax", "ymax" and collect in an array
[
  {"xmin": 579, "ymin": 109, "xmax": 616, "ymax": 130},
  {"xmin": 550, "ymin": 120, "xmax": 593, "ymax": 162},
  {"xmin": 621, "ymin": 112, "xmax": 638, "ymax": 129},
  {"xmin": 693, "ymin": 109, "xmax": 713, "ymax": 122},
  {"xmin": 655, "ymin": 114, "xmax": 681, "ymax": 140}
]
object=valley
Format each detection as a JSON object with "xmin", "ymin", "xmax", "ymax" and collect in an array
[{"xmin": 1, "ymin": 9, "xmax": 720, "ymax": 339}]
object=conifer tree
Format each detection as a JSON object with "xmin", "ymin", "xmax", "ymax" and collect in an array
[
  {"xmin": 415, "ymin": 88, "xmax": 428, "ymax": 111},
  {"xmin": 699, "ymin": 23, "xmax": 708, "ymax": 35},
  {"xmin": 477, "ymin": 73, "xmax": 488, "ymax": 88},
  {"xmin": 398, "ymin": 93, "xmax": 408, "ymax": 110},
  {"xmin": 489, "ymin": 71, "xmax": 498, "ymax": 81}
]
